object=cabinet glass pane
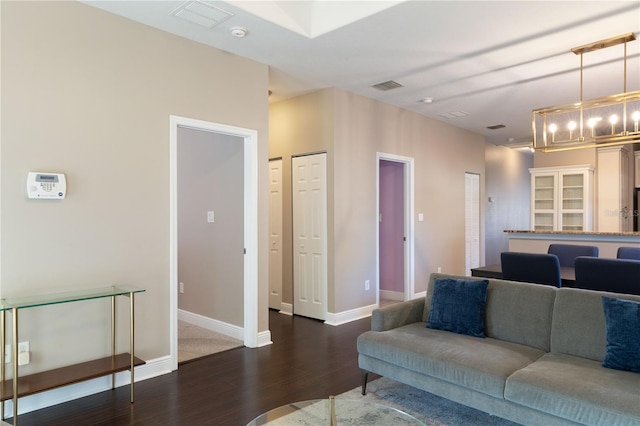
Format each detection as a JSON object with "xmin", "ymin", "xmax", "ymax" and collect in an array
[
  {"xmin": 535, "ymin": 195, "xmax": 554, "ymax": 210},
  {"xmin": 562, "ymin": 213, "xmax": 583, "ymax": 231},
  {"xmin": 563, "ymin": 197, "xmax": 583, "ymax": 210},
  {"xmin": 534, "ymin": 174, "xmax": 554, "ymax": 210},
  {"xmin": 562, "ymin": 173, "xmax": 584, "ymax": 210},
  {"xmin": 534, "ymin": 213, "xmax": 554, "ymax": 230},
  {"xmin": 562, "ymin": 174, "xmax": 583, "ymax": 187},
  {"xmin": 535, "ymin": 176, "xmax": 554, "ymax": 188}
]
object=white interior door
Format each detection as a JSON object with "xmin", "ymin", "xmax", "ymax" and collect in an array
[
  {"xmin": 465, "ymin": 172, "xmax": 480, "ymax": 275},
  {"xmin": 268, "ymin": 159, "xmax": 283, "ymax": 310},
  {"xmin": 292, "ymin": 153, "xmax": 327, "ymax": 320}
]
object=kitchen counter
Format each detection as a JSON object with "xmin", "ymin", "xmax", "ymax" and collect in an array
[
  {"xmin": 504, "ymin": 229, "xmax": 640, "ymax": 236},
  {"xmin": 504, "ymin": 230, "xmax": 640, "ymax": 258}
]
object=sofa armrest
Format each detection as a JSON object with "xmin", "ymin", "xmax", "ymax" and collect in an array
[{"xmin": 371, "ymin": 298, "xmax": 426, "ymax": 331}]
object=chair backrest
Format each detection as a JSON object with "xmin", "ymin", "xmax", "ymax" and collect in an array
[
  {"xmin": 500, "ymin": 252, "xmax": 562, "ymax": 287},
  {"xmin": 574, "ymin": 256, "xmax": 640, "ymax": 295},
  {"xmin": 616, "ymin": 246, "xmax": 640, "ymax": 260},
  {"xmin": 547, "ymin": 244, "xmax": 599, "ymax": 267}
]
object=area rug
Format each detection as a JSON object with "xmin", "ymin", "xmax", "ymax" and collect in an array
[
  {"xmin": 336, "ymin": 377, "xmax": 521, "ymax": 425},
  {"xmin": 178, "ymin": 320, "xmax": 243, "ymax": 363},
  {"xmin": 249, "ymin": 399, "xmax": 427, "ymax": 425}
]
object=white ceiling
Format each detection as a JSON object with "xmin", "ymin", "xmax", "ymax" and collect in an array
[{"xmin": 84, "ymin": 1, "xmax": 640, "ymax": 146}]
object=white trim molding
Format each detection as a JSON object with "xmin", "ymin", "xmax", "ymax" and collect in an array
[
  {"xmin": 324, "ymin": 304, "xmax": 377, "ymax": 326},
  {"xmin": 279, "ymin": 302, "xmax": 293, "ymax": 316},
  {"xmin": 178, "ymin": 309, "xmax": 244, "ymax": 341},
  {"xmin": 257, "ymin": 330, "xmax": 273, "ymax": 347},
  {"xmin": 169, "ymin": 115, "xmax": 261, "ymax": 374},
  {"xmin": 379, "ymin": 290, "xmax": 404, "ymax": 301}
]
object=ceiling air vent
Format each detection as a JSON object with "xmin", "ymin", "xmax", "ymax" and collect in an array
[
  {"xmin": 172, "ymin": 1, "xmax": 234, "ymax": 28},
  {"xmin": 438, "ymin": 111, "xmax": 470, "ymax": 119},
  {"xmin": 486, "ymin": 124, "xmax": 506, "ymax": 130},
  {"xmin": 371, "ymin": 80, "xmax": 403, "ymax": 91}
]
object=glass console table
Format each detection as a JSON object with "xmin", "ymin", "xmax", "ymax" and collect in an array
[
  {"xmin": 0, "ymin": 286, "xmax": 145, "ymax": 424},
  {"xmin": 248, "ymin": 396, "xmax": 426, "ymax": 425}
]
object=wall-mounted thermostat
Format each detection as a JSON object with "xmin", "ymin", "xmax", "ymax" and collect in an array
[{"xmin": 26, "ymin": 172, "xmax": 66, "ymax": 199}]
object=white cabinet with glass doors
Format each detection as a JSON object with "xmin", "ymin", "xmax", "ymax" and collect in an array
[{"xmin": 530, "ymin": 165, "xmax": 594, "ymax": 231}]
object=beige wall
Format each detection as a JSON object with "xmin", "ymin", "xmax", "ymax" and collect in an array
[
  {"xmin": 1, "ymin": 1, "xmax": 269, "ymax": 372},
  {"xmin": 269, "ymin": 88, "xmax": 486, "ymax": 314},
  {"xmin": 333, "ymin": 90, "xmax": 486, "ymax": 311},
  {"xmin": 485, "ymin": 144, "xmax": 533, "ymax": 264},
  {"xmin": 534, "ymin": 148, "xmax": 596, "ymax": 168},
  {"xmin": 178, "ymin": 129, "xmax": 244, "ymax": 325}
]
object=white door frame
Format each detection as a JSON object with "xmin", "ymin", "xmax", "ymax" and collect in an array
[
  {"xmin": 169, "ymin": 115, "xmax": 259, "ymax": 371},
  {"xmin": 376, "ymin": 152, "xmax": 415, "ymax": 304},
  {"xmin": 268, "ymin": 158, "xmax": 283, "ymax": 311},
  {"xmin": 465, "ymin": 172, "xmax": 481, "ymax": 276}
]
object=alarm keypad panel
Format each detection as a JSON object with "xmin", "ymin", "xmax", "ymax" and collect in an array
[{"xmin": 27, "ymin": 172, "xmax": 66, "ymax": 199}]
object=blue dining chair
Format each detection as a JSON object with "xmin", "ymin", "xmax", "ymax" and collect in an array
[
  {"xmin": 501, "ymin": 252, "xmax": 562, "ymax": 287},
  {"xmin": 616, "ymin": 247, "xmax": 640, "ymax": 260},
  {"xmin": 547, "ymin": 244, "xmax": 599, "ymax": 267},
  {"xmin": 574, "ymin": 256, "xmax": 640, "ymax": 295}
]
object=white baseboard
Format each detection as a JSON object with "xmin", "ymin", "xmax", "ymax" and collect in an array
[
  {"xmin": 178, "ymin": 309, "xmax": 244, "ymax": 341},
  {"xmin": 324, "ymin": 295, "xmax": 426, "ymax": 327},
  {"xmin": 380, "ymin": 290, "xmax": 404, "ymax": 301},
  {"xmin": 324, "ymin": 303, "xmax": 376, "ymax": 326},
  {"xmin": 257, "ymin": 330, "xmax": 273, "ymax": 347},
  {"xmin": 279, "ymin": 302, "xmax": 293, "ymax": 316},
  {"xmin": 6, "ymin": 356, "xmax": 172, "ymax": 416}
]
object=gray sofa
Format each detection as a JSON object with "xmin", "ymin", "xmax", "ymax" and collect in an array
[{"xmin": 357, "ymin": 273, "xmax": 640, "ymax": 425}]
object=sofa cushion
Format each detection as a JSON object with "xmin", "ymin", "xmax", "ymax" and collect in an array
[
  {"xmin": 426, "ymin": 277, "xmax": 489, "ymax": 337},
  {"xmin": 551, "ymin": 288, "xmax": 640, "ymax": 361},
  {"xmin": 424, "ymin": 274, "xmax": 556, "ymax": 352},
  {"xmin": 505, "ymin": 352, "xmax": 640, "ymax": 425},
  {"xmin": 602, "ymin": 296, "xmax": 640, "ymax": 373},
  {"xmin": 357, "ymin": 322, "xmax": 545, "ymax": 398}
]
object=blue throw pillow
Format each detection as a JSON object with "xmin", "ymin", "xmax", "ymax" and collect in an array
[
  {"xmin": 427, "ymin": 278, "xmax": 489, "ymax": 338},
  {"xmin": 602, "ymin": 296, "xmax": 640, "ymax": 373}
]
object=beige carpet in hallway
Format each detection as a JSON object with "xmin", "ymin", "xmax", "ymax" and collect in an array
[{"xmin": 178, "ymin": 320, "xmax": 243, "ymax": 363}]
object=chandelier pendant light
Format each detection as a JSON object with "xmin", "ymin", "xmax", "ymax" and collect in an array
[{"xmin": 532, "ymin": 33, "xmax": 640, "ymax": 152}]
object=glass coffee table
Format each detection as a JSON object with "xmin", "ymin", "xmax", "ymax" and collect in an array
[{"xmin": 247, "ymin": 396, "xmax": 425, "ymax": 425}]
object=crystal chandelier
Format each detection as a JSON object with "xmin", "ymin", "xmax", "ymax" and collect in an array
[{"xmin": 532, "ymin": 33, "xmax": 640, "ymax": 152}]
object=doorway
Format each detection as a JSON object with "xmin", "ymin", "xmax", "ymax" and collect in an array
[
  {"xmin": 169, "ymin": 115, "xmax": 259, "ymax": 371},
  {"xmin": 379, "ymin": 160, "xmax": 404, "ymax": 306},
  {"xmin": 376, "ymin": 153, "xmax": 415, "ymax": 305},
  {"xmin": 176, "ymin": 127, "xmax": 244, "ymax": 362}
]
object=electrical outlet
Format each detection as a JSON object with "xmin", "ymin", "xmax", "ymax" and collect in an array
[
  {"xmin": 437, "ymin": 266, "xmax": 442, "ymax": 273},
  {"xmin": 5, "ymin": 342, "xmax": 30, "ymax": 365},
  {"xmin": 365, "ymin": 280, "xmax": 370, "ymax": 291},
  {"xmin": 179, "ymin": 282, "xmax": 185, "ymax": 294}
]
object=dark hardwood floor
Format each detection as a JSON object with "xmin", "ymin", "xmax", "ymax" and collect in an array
[{"xmin": 11, "ymin": 310, "xmax": 377, "ymax": 425}]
